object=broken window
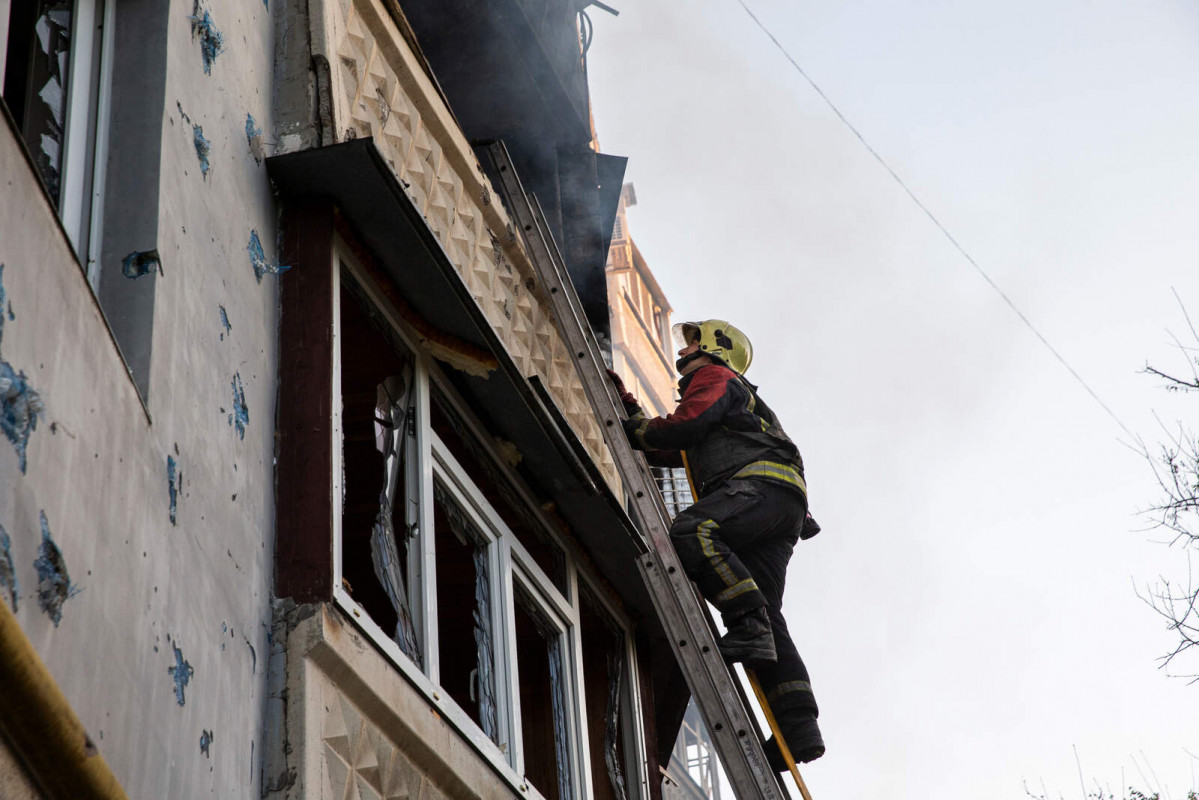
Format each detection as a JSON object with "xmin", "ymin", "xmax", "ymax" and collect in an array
[
  {"xmin": 579, "ymin": 588, "xmax": 631, "ymax": 800},
  {"xmin": 430, "ymin": 387, "xmax": 568, "ymax": 594},
  {"xmin": 331, "ymin": 253, "xmax": 652, "ymax": 797},
  {"xmin": 433, "ymin": 479, "xmax": 499, "ymax": 743},
  {"xmin": 2, "ymin": 0, "xmax": 112, "ymax": 264},
  {"xmin": 513, "ymin": 579, "xmax": 573, "ymax": 800},
  {"xmin": 339, "ymin": 279, "xmax": 423, "ymax": 666}
]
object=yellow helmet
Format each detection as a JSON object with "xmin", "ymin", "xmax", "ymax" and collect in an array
[{"xmin": 672, "ymin": 319, "xmax": 754, "ymax": 375}]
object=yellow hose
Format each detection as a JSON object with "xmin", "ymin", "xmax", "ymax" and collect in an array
[{"xmin": 0, "ymin": 600, "xmax": 129, "ymax": 800}]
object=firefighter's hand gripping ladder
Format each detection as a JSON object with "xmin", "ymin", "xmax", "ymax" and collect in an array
[{"xmin": 483, "ymin": 142, "xmax": 812, "ymax": 800}]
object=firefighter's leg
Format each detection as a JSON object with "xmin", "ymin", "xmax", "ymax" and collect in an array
[
  {"xmin": 669, "ymin": 480, "xmax": 772, "ymax": 614},
  {"xmin": 739, "ymin": 508, "xmax": 825, "ymax": 766},
  {"xmin": 669, "ymin": 479, "xmax": 802, "ymax": 662}
]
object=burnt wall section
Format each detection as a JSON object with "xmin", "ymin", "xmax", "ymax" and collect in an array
[{"xmin": 0, "ymin": 0, "xmax": 280, "ymax": 798}]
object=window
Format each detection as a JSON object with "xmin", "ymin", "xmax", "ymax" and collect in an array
[
  {"xmin": 653, "ymin": 467, "xmax": 695, "ymax": 519},
  {"xmin": 511, "ymin": 578, "xmax": 573, "ymax": 800},
  {"xmin": 2, "ymin": 0, "xmax": 114, "ymax": 281},
  {"xmin": 664, "ymin": 701, "xmax": 724, "ymax": 800},
  {"xmin": 578, "ymin": 587, "xmax": 635, "ymax": 800},
  {"xmin": 331, "ymin": 247, "xmax": 647, "ymax": 800}
]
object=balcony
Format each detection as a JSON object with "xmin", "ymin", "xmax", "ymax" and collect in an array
[{"xmin": 277, "ymin": 0, "xmax": 619, "ymax": 493}]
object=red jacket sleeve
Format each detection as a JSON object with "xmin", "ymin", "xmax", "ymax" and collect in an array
[{"xmin": 632, "ymin": 365, "xmax": 737, "ymax": 452}]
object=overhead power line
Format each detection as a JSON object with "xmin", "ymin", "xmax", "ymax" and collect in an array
[{"xmin": 733, "ymin": 0, "xmax": 1136, "ymax": 441}]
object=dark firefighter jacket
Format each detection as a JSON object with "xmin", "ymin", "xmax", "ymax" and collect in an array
[{"xmin": 619, "ymin": 362, "xmax": 807, "ymax": 500}]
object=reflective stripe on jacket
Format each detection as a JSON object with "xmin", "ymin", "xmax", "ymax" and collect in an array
[{"xmin": 623, "ymin": 363, "xmax": 805, "ymax": 497}]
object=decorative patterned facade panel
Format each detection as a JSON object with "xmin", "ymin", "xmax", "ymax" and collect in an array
[
  {"xmin": 287, "ymin": 607, "xmax": 521, "ymax": 800},
  {"xmin": 311, "ymin": 0, "xmax": 619, "ymax": 492}
]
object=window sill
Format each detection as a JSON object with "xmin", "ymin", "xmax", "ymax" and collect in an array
[{"xmin": 294, "ymin": 595, "xmax": 549, "ymax": 800}]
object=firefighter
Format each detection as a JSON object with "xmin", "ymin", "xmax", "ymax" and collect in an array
[{"xmin": 608, "ymin": 319, "xmax": 825, "ymax": 767}]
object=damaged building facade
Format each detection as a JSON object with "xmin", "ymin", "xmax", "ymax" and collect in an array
[{"xmin": 0, "ymin": 2, "xmax": 710, "ymax": 800}]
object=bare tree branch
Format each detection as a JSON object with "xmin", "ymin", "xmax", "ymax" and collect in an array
[{"xmin": 1139, "ymin": 296, "xmax": 1199, "ymax": 679}]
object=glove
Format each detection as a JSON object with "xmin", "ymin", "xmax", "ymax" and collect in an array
[{"xmin": 605, "ymin": 369, "xmax": 639, "ymax": 410}]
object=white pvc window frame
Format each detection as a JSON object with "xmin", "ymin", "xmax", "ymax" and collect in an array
[
  {"xmin": 61, "ymin": 0, "xmax": 114, "ymax": 285},
  {"xmin": 0, "ymin": 0, "xmax": 114, "ymax": 284},
  {"xmin": 331, "ymin": 242, "xmax": 647, "ymax": 800}
]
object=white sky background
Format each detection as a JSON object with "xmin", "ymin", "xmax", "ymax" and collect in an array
[{"xmin": 585, "ymin": 1, "xmax": 1199, "ymax": 797}]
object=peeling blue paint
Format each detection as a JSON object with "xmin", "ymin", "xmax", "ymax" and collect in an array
[
  {"xmin": 188, "ymin": 3, "xmax": 224, "ymax": 75},
  {"xmin": 167, "ymin": 455, "xmax": 180, "ymax": 526},
  {"xmin": 0, "ymin": 524, "xmax": 17, "ymax": 612},
  {"xmin": 169, "ymin": 644, "xmax": 193, "ymax": 706},
  {"xmin": 34, "ymin": 512, "xmax": 75, "ymax": 627},
  {"xmin": 219, "ymin": 306, "xmax": 231, "ymax": 339},
  {"xmin": 247, "ymin": 230, "xmax": 290, "ymax": 283},
  {"xmin": 245, "ymin": 114, "xmax": 264, "ymax": 164},
  {"xmin": 1, "ymin": 359, "xmax": 45, "ymax": 474},
  {"xmin": 200, "ymin": 729, "xmax": 213, "ymax": 757},
  {"xmin": 229, "ymin": 373, "xmax": 248, "ymax": 439},
  {"xmin": 192, "ymin": 124, "xmax": 211, "ymax": 179},
  {"xmin": 121, "ymin": 249, "xmax": 162, "ymax": 279},
  {"xmin": 0, "ymin": 265, "xmax": 42, "ymax": 475}
]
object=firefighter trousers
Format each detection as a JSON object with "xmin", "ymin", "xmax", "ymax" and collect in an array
[{"xmin": 669, "ymin": 477, "xmax": 819, "ymax": 722}]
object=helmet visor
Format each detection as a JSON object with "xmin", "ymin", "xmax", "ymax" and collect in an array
[{"xmin": 671, "ymin": 322, "xmax": 701, "ymax": 351}]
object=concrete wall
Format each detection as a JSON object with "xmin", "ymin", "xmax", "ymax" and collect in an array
[{"xmin": 0, "ymin": 0, "xmax": 279, "ymax": 796}]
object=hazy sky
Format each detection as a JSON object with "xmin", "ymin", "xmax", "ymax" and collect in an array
[{"xmin": 586, "ymin": 1, "xmax": 1199, "ymax": 797}]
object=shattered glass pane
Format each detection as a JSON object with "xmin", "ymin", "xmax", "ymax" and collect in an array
[
  {"xmin": 603, "ymin": 650, "xmax": 629, "ymax": 800},
  {"xmin": 18, "ymin": 2, "xmax": 74, "ymax": 204},
  {"xmin": 338, "ymin": 280, "xmax": 424, "ymax": 664},
  {"xmin": 471, "ymin": 545, "xmax": 498, "ymax": 742},
  {"xmin": 580, "ymin": 590, "xmax": 630, "ymax": 800},
  {"xmin": 430, "ymin": 390, "xmax": 569, "ymax": 593},
  {"xmin": 434, "ymin": 481, "xmax": 499, "ymax": 743},
  {"xmin": 547, "ymin": 633, "xmax": 572, "ymax": 800},
  {"xmin": 515, "ymin": 583, "xmax": 573, "ymax": 800},
  {"xmin": 369, "ymin": 366, "xmax": 422, "ymax": 667}
]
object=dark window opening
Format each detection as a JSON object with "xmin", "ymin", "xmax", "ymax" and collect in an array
[
  {"xmin": 430, "ymin": 388, "xmax": 567, "ymax": 592},
  {"xmin": 340, "ymin": 279, "xmax": 422, "ymax": 664},
  {"xmin": 514, "ymin": 582, "xmax": 572, "ymax": 800},
  {"xmin": 579, "ymin": 589, "xmax": 629, "ymax": 800},
  {"xmin": 434, "ymin": 481, "xmax": 498, "ymax": 743},
  {"xmin": 4, "ymin": 1, "xmax": 75, "ymax": 204}
]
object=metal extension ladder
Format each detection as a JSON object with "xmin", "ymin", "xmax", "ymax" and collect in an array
[{"xmin": 483, "ymin": 141, "xmax": 795, "ymax": 800}]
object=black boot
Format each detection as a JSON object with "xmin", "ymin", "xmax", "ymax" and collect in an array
[
  {"xmin": 763, "ymin": 717, "xmax": 825, "ymax": 771},
  {"xmin": 718, "ymin": 606, "xmax": 777, "ymax": 664}
]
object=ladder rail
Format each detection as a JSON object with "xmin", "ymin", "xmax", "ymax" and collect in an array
[{"xmin": 482, "ymin": 141, "xmax": 787, "ymax": 800}]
